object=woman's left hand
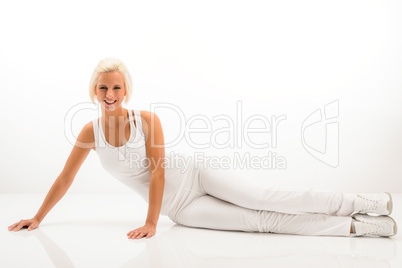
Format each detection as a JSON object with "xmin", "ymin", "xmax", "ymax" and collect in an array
[{"xmin": 127, "ymin": 223, "xmax": 156, "ymax": 239}]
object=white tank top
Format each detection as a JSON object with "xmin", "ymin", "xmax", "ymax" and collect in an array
[{"xmin": 92, "ymin": 109, "xmax": 190, "ymax": 216}]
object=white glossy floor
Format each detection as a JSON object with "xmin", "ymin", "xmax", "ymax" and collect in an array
[{"xmin": 2, "ymin": 193, "xmax": 402, "ymax": 268}]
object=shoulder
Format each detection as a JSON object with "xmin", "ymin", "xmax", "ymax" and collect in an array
[
  {"xmin": 137, "ymin": 110, "xmax": 163, "ymax": 137},
  {"xmin": 76, "ymin": 120, "xmax": 96, "ymax": 150},
  {"xmin": 137, "ymin": 110, "xmax": 161, "ymax": 126}
]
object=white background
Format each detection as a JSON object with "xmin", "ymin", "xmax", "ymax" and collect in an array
[{"xmin": 1, "ymin": 0, "xmax": 401, "ymax": 194}]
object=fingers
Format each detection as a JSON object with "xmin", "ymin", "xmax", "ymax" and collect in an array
[
  {"xmin": 133, "ymin": 232, "xmax": 145, "ymax": 239},
  {"xmin": 127, "ymin": 229, "xmax": 155, "ymax": 239},
  {"xmin": 13, "ymin": 221, "xmax": 27, "ymax": 232},
  {"xmin": 136, "ymin": 232, "xmax": 145, "ymax": 239},
  {"xmin": 8, "ymin": 222, "xmax": 20, "ymax": 231},
  {"xmin": 8, "ymin": 220, "xmax": 25, "ymax": 232},
  {"xmin": 127, "ymin": 230, "xmax": 146, "ymax": 239},
  {"xmin": 127, "ymin": 230, "xmax": 135, "ymax": 239},
  {"xmin": 145, "ymin": 230, "xmax": 155, "ymax": 239},
  {"xmin": 8, "ymin": 220, "xmax": 35, "ymax": 232},
  {"xmin": 127, "ymin": 231, "xmax": 138, "ymax": 239}
]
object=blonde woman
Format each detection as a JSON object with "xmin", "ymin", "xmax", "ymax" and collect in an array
[{"xmin": 8, "ymin": 58, "xmax": 397, "ymax": 239}]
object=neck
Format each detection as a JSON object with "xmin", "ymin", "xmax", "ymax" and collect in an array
[{"xmin": 101, "ymin": 107, "xmax": 128, "ymax": 128}]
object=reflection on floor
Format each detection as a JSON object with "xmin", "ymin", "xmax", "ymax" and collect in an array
[{"xmin": 1, "ymin": 193, "xmax": 401, "ymax": 268}]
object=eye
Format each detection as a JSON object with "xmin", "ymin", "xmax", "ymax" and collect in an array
[
  {"xmin": 100, "ymin": 86, "xmax": 107, "ymax": 90},
  {"xmin": 114, "ymin": 87, "xmax": 121, "ymax": 90}
]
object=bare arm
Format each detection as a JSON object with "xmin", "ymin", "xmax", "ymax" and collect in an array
[
  {"xmin": 127, "ymin": 111, "xmax": 165, "ymax": 239},
  {"xmin": 8, "ymin": 122, "xmax": 95, "ymax": 231},
  {"xmin": 144, "ymin": 111, "xmax": 165, "ymax": 227}
]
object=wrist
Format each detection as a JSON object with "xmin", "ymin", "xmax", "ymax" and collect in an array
[
  {"xmin": 33, "ymin": 215, "xmax": 43, "ymax": 223},
  {"xmin": 145, "ymin": 220, "xmax": 157, "ymax": 227}
]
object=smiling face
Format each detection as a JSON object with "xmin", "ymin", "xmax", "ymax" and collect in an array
[{"xmin": 95, "ymin": 71, "xmax": 127, "ymax": 111}]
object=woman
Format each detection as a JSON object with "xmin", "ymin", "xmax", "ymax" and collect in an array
[{"xmin": 8, "ymin": 58, "xmax": 397, "ymax": 239}]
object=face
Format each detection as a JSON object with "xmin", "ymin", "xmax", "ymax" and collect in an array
[{"xmin": 95, "ymin": 71, "xmax": 126, "ymax": 111}]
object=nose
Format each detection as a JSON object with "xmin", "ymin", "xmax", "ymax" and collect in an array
[{"xmin": 106, "ymin": 89, "xmax": 114, "ymax": 99}]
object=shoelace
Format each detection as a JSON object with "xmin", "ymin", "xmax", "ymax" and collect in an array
[
  {"xmin": 358, "ymin": 195, "xmax": 379, "ymax": 213},
  {"xmin": 362, "ymin": 222, "xmax": 384, "ymax": 235},
  {"xmin": 360, "ymin": 220, "xmax": 388, "ymax": 236}
]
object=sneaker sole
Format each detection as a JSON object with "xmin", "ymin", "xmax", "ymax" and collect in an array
[{"xmin": 385, "ymin": 192, "xmax": 393, "ymax": 215}]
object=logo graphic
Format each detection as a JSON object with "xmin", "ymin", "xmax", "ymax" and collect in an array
[{"xmin": 301, "ymin": 100, "xmax": 339, "ymax": 167}]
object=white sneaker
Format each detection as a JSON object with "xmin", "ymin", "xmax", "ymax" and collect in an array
[
  {"xmin": 352, "ymin": 214, "xmax": 397, "ymax": 237},
  {"xmin": 354, "ymin": 192, "xmax": 393, "ymax": 215}
]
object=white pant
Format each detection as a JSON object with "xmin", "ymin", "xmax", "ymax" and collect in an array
[{"xmin": 170, "ymin": 166, "xmax": 355, "ymax": 237}]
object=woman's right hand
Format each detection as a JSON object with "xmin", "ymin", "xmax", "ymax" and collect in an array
[{"xmin": 8, "ymin": 218, "xmax": 40, "ymax": 232}]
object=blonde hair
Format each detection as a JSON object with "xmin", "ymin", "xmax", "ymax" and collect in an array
[{"xmin": 89, "ymin": 58, "xmax": 133, "ymax": 105}]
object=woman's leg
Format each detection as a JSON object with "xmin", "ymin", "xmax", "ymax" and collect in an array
[
  {"xmin": 199, "ymin": 167, "xmax": 355, "ymax": 216},
  {"xmin": 175, "ymin": 194, "xmax": 353, "ymax": 237}
]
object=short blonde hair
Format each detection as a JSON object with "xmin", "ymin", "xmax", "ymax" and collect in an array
[{"xmin": 89, "ymin": 58, "xmax": 133, "ymax": 105}]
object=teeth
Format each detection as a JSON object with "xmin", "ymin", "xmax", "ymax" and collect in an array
[{"xmin": 105, "ymin": 100, "xmax": 116, "ymax": 104}]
